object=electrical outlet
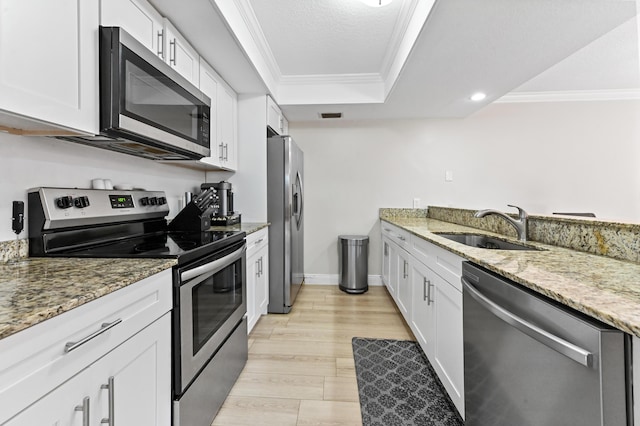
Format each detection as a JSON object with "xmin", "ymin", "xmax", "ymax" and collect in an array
[
  {"xmin": 413, "ymin": 198, "xmax": 421, "ymax": 208},
  {"xmin": 445, "ymin": 170, "xmax": 454, "ymax": 182}
]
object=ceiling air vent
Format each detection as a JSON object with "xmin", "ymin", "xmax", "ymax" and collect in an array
[{"xmin": 320, "ymin": 112, "xmax": 342, "ymax": 119}]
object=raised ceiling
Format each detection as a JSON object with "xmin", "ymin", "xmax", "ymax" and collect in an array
[{"xmin": 150, "ymin": 0, "xmax": 640, "ymax": 121}]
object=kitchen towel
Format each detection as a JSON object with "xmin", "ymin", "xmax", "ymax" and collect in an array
[{"xmin": 352, "ymin": 337, "xmax": 463, "ymax": 426}]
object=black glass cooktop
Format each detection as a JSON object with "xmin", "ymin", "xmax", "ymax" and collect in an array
[{"xmin": 60, "ymin": 230, "xmax": 245, "ymax": 264}]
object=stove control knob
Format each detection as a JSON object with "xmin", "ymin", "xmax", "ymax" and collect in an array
[
  {"xmin": 74, "ymin": 196, "xmax": 90, "ymax": 208},
  {"xmin": 140, "ymin": 197, "xmax": 149, "ymax": 206},
  {"xmin": 56, "ymin": 196, "xmax": 73, "ymax": 209},
  {"xmin": 149, "ymin": 197, "xmax": 158, "ymax": 206},
  {"xmin": 157, "ymin": 196, "xmax": 167, "ymax": 205}
]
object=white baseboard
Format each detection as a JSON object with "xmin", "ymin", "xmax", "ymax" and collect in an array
[{"xmin": 303, "ymin": 274, "xmax": 383, "ymax": 286}]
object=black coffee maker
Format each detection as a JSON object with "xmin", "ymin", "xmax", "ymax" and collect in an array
[{"xmin": 200, "ymin": 181, "xmax": 241, "ymax": 225}]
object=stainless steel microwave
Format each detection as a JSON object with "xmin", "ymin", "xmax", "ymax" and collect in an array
[{"xmin": 60, "ymin": 26, "xmax": 211, "ymax": 161}]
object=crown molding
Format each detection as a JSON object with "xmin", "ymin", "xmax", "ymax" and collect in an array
[
  {"xmin": 381, "ymin": 0, "xmax": 436, "ymax": 97},
  {"xmin": 497, "ymin": 89, "xmax": 640, "ymax": 103}
]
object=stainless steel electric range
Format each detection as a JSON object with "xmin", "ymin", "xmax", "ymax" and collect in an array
[{"xmin": 28, "ymin": 187, "xmax": 248, "ymax": 426}]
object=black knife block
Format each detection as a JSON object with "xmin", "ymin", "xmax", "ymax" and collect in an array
[{"xmin": 168, "ymin": 202, "xmax": 212, "ymax": 232}]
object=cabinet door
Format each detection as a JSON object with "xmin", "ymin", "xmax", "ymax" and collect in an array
[
  {"xmin": 246, "ymin": 253, "xmax": 258, "ymax": 333},
  {"xmin": 164, "ymin": 19, "xmax": 199, "ymax": 86},
  {"xmin": 0, "ymin": 0, "xmax": 98, "ymax": 134},
  {"xmin": 99, "ymin": 313, "xmax": 171, "ymax": 426},
  {"xmin": 396, "ymin": 249, "xmax": 411, "ymax": 320},
  {"xmin": 433, "ymin": 274, "xmax": 464, "ymax": 415},
  {"xmin": 381, "ymin": 237, "xmax": 391, "ymax": 286},
  {"xmin": 5, "ymin": 369, "xmax": 99, "ymax": 426},
  {"xmin": 100, "ymin": 0, "xmax": 164, "ymax": 58},
  {"xmin": 410, "ymin": 259, "xmax": 435, "ymax": 361},
  {"xmin": 217, "ymin": 85, "xmax": 237, "ymax": 170},
  {"xmin": 386, "ymin": 242, "xmax": 398, "ymax": 299},
  {"xmin": 256, "ymin": 247, "xmax": 269, "ymax": 316},
  {"xmin": 198, "ymin": 60, "xmax": 221, "ymax": 168},
  {"xmin": 266, "ymin": 96, "xmax": 281, "ymax": 134}
]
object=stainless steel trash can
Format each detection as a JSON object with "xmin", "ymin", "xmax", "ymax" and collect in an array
[{"xmin": 338, "ymin": 235, "xmax": 369, "ymax": 294}]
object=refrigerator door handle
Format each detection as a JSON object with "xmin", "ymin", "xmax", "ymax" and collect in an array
[{"xmin": 295, "ymin": 171, "xmax": 304, "ymax": 230}]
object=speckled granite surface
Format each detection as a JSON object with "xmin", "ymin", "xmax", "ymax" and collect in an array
[
  {"xmin": 427, "ymin": 206, "xmax": 640, "ymax": 263},
  {"xmin": 209, "ymin": 222, "xmax": 269, "ymax": 234},
  {"xmin": 379, "ymin": 208, "xmax": 429, "ymax": 220},
  {"xmin": 381, "ymin": 214, "xmax": 640, "ymax": 338},
  {"xmin": 0, "ymin": 257, "xmax": 176, "ymax": 340},
  {"xmin": 0, "ymin": 239, "xmax": 28, "ymax": 263}
]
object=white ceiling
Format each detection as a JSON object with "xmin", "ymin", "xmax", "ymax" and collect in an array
[{"xmin": 151, "ymin": 0, "xmax": 640, "ymax": 122}]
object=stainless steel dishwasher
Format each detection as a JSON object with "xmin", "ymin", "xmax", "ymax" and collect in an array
[{"xmin": 462, "ymin": 262, "xmax": 631, "ymax": 426}]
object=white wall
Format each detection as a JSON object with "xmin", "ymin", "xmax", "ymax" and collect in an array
[
  {"xmin": 289, "ymin": 100, "xmax": 640, "ymax": 277},
  {"xmin": 0, "ymin": 132, "xmax": 205, "ymax": 241}
]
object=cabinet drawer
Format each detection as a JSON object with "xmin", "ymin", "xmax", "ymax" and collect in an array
[
  {"xmin": 427, "ymin": 243, "xmax": 463, "ymax": 291},
  {"xmin": 0, "ymin": 269, "xmax": 172, "ymax": 424},
  {"xmin": 381, "ymin": 221, "xmax": 411, "ymax": 251},
  {"xmin": 410, "ymin": 234, "xmax": 433, "ymax": 266},
  {"xmin": 246, "ymin": 228, "xmax": 268, "ymax": 258}
]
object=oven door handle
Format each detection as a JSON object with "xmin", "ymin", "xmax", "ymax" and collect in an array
[{"xmin": 181, "ymin": 245, "xmax": 246, "ymax": 282}]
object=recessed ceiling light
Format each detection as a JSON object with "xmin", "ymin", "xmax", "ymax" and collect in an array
[
  {"xmin": 470, "ymin": 92, "xmax": 487, "ymax": 102},
  {"xmin": 359, "ymin": 0, "xmax": 393, "ymax": 7}
]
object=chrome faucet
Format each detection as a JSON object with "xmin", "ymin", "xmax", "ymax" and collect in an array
[{"xmin": 474, "ymin": 204, "xmax": 528, "ymax": 242}]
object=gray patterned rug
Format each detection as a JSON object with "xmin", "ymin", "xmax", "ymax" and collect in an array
[{"xmin": 352, "ymin": 337, "xmax": 463, "ymax": 426}]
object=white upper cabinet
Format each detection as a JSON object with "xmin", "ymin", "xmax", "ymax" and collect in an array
[
  {"xmin": 267, "ymin": 96, "xmax": 288, "ymax": 135},
  {"xmin": 100, "ymin": 0, "xmax": 164, "ymax": 58},
  {"xmin": 198, "ymin": 60, "xmax": 237, "ymax": 171},
  {"xmin": 0, "ymin": 0, "xmax": 99, "ymax": 135},
  {"xmin": 217, "ymin": 84, "xmax": 237, "ymax": 170},
  {"xmin": 163, "ymin": 19, "xmax": 199, "ymax": 86}
]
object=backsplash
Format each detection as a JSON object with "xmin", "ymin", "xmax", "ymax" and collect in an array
[
  {"xmin": 383, "ymin": 206, "xmax": 640, "ymax": 264},
  {"xmin": 0, "ymin": 239, "xmax": 28, "ymax": 263}
]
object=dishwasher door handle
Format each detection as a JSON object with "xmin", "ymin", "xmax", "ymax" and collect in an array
[{"xmin": 462, "ymin": 277, "xmax": 593, "ymax": 368}]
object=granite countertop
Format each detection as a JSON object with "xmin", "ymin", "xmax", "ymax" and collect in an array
[
  {"xmin": 381, "ymin": 216, "xmax": 640, "ymax": 338},
  {"xmin": 0, "ymin": 225, "xmax": 268, "ymax": 342},
  {"xmin": 0, "ymin": 257, "xmax": 176, "ymax": 340},
  {"xmin": 209, "ymin": 222, "xmax": 269, "ymax": 235}
]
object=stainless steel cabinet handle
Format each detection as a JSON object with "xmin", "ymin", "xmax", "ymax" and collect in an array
[
  {"xmin": 427, "ymin": 279, "xmax": 433, "ymax": 305},
  {"xmin": 157, "ymin": 30, "xmax": 164, "ymax": 59},
  {"xmin": 254, "ymin": 238, "xmax": 264, "ymax": 246},
  {"xmin": 65, "ymin": 319, "xmax": 122, "ymax": 353},
  {"xmin": 259, "ymin": 257, "xmax": 263, "ymax": 276},
  {"xmin": 169, "ymin": 39, "xmax": 177, "ymax": 65},
  {"xmin": 397, "ymin": 235, "xmax": 406, "ymax": 241},
  {"xmin": 256, "ymin": 259, "xmax": 260, "ymax": 277},
  {"xmin": 223, "ymin": 143, "xmax": 228, "ymax": 161},
  {"xmin": 101, "ymin": 376, "xmax": 115, "ymax": 426},
  {"xmin": 462, "ymin": 277, "xmax": 593, "ymax": 367},
  {"xmin": 423, "ymin": 277, "xmax": 427, "ymax": 301},
  {"xmin": 403, "ymin": 260, "xmax": 408, "ymax": 279},
  {"xmin": 384, "ymin": 243, "xmax": 388, "ymax": 256},
  {"xmin": 75, "ymin": 397, "xmax": 90, "ymax": 426}
]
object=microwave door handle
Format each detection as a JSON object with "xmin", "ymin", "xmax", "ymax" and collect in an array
[
  {"xmin": 181, "ymin": 245, "xmax": 246, "ymax": 282},
  {"xmin": 462, "ymin": 277, "xmax": 593, "ymax": 367}
]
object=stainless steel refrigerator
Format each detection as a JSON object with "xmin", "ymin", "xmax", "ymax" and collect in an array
[{"xmin": 267, "ymin": 135, "xmax": 304, "ymax": 313}]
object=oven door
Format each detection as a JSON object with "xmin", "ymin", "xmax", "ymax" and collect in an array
[{"xmin": 174, "ymin": 241, "xmax": 246, "ymax": 394}]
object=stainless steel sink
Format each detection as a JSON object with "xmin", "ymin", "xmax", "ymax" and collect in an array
[{"xmin": 434, "ymin": 233, "xmax": 541, "ymax": 251}]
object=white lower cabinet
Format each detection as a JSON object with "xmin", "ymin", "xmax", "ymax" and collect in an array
[
  {"xmin": 431, "ymin": 270, "xmax": 464, "ymax": 415},
  {"xmin": 396, "ymin": 248, "xmax": 412, "ymax": 318},
  {"xmin": 0, "ymin": 270, "xmax": 172, "ymax": 425},
  {"xmin": 380, "ymin": 221, "xmax": 465, "ymax": 418},
  {"xmin": 410, "ymin": 260, "xmax": 435, "ymax": 361},
  {"xmin": 6, "ymin": 314, "xmax": 171, "ymax": 426},
  {"xmin": 246, "ymin": 229, "xmax": 269, "ymax": 333}
]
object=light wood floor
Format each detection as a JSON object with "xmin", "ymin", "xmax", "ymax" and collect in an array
[{"xmin": 212, "ymin": 284, "xmax": 414, "ymax": 426}]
